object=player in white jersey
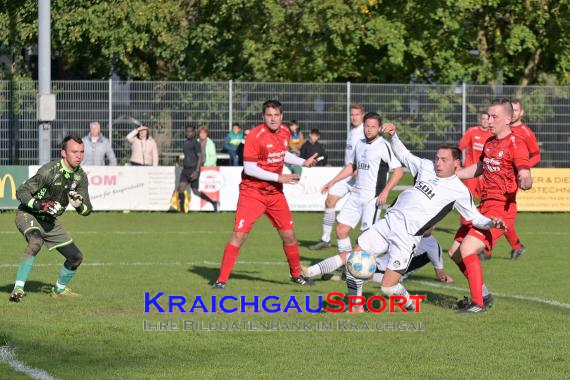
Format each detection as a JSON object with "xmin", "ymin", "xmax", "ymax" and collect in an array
[
  {"xmin": 372, "ymin": 227, "xmax": 453, "ymax": 284},
  {"xmin": 302, "ymin": 112, "xmax": 403, "ymax": 278},
  {"xmin": 343, "ymin": 122, "xmax": 507, "ymax": 312},
  {"xmin": 309, "ymin": 104, "xmax": 366, "ymax": 250}
]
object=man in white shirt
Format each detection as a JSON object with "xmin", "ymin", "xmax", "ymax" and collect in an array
[{"xmin": 309, "ymin": 104, "xmax": 365, "ymax": 250}]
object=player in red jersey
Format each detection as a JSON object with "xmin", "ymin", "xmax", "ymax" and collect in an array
[
  {"xmin": 212, "ymin": 100, "xmax": 319, "ymax": 289},
  {"xmin": 450, "ymin": 98, "xmax": 533, "ymax": 312},
  {"xmin": 458, "ymin": 112, "xmax": 493, "ymax": 199},
  {"xmin": 501, "ymin": 99, "xmax": 541, "ymax": 259}
]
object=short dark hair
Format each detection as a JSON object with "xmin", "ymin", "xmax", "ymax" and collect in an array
[
  {"xmin": 263, "ymin": 100, "xmax": 283, "ymax": 114},
  {"xmin": 511, "ymin": 98, "xmax": 524, "ymax": 109},
  {"xmin": 310, "ymin": 128, "xmax": 320, "ymax": 135},
  {"xmin": 289, "ymin": 119, "xmax": 299, "ymax": 127},
  {"xmin": 363, "ymin": 112, "xmax": 382, "ymax": 125},
  {"xmin": 61, "ymin": 135, "xmax": 83, "ymax": 150},
  {"xmin": 437, "ymin": 143, "xmax": 461, "ymax": 161},
  {"xmin": 490, "ymin": 98, "xmax": 513, "ymax": 116},
  {"xmin": 232, "ymin": 122, "xmax": 241, "ymax": 129},
  {"xmin": 186, "ymin": 125, "xmax": 195, "ymax": 131}
]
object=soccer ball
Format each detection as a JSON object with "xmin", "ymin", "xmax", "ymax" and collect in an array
[{"xmin": 347, "ymin": 251, "xmax": 377, "ymax": 280}]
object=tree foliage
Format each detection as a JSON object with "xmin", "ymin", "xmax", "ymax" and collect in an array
[{"xmin": 0, "ymin": 0, "xmax": 569, "ymax": 85}]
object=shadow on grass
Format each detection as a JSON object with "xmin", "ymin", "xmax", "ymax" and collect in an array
[
  {"xmin": 0, "ymin": 280, "xmax": 53, "ymax": 295},
  {"xmin": 297, "ymin": 239, "xmax": 336, "ymax": 250},
  {"xmin": 188, "ymin": 265, "xmax": 289, "ymax": 285}
]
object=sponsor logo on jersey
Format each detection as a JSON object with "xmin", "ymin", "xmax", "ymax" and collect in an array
[
  {"xmin": 414, "ymin": 181, "xmax": 435, "ymax": 200},
  {"xmin": 358, "ymin": 162, "xmax": 370, "ymax": 170}
]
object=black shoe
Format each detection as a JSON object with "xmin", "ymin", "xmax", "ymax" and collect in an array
[
  {"xmin": 309, "ymin": 240, "xmax": 331, "ymax": 250},
  {"xmin": 457, "ymin": 302, "xmax": 486, "ymax": 313},
  {"xmin": 458, "ymin": 294, "xmax": 493, "ymax": 309},
  {"xmin": 478, "ymin": 251, "xmax": 491, "ymax": 261},
  {"xmin": 483, "ymin": 294, "xmax": 494, "ymax": 308},
  {"xmin": 510, "ymin": 245, "xmax": 526, "ymax": 260},
  {"xmin": 211, "ymin": 281, "xmax": 226, "ymax": 289},
  {"xmin": 291, "ymin": 275, "xmax": 315, "ymax": 286},
  {"xmin": 321, "ymin": 273, "xmax": 334, "ymax": 281}
]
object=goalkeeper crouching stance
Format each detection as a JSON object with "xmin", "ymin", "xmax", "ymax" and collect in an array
[{"xmin": 9, "ymin": 135, "xmax": 92, "ymax": 302}]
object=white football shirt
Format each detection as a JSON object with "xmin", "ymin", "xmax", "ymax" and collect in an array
[
  {"xmin": 350, "ymin": 137, "xmax": 401, "ymax": 196},
  {"xmin": 386, "ymin": 134, "xmax": 492, "ymax": 236},
  {"xmin": 344, "ymin": 124, "xmax": 364, "ymax": 165}
]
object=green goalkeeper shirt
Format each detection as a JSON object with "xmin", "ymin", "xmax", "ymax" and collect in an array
[{"xmin": 16, "ymin": 159, "xmax": 92, "ymax": 220}]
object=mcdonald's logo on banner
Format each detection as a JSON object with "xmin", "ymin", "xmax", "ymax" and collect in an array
[{"xmin": 0, "ymin": 166, "xmax": 28, "ymax": 209}]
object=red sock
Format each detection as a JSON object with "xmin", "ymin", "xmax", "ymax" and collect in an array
[
  {"xmin": 505, "ymin": 226, "xmax": 522, "ymax": 250},
  {"xmin": 283, "ymin": 242, "xmax": 301, "ymax": 278},
  {"xmin": 464, "ymin": 254, "xmax": 484, "ymax": 307},
  {"xmin": 216, "ymin": 243, "xmax": 240, "ymax": 283}
]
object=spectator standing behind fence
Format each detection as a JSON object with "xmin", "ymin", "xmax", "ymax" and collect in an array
[
  {"xmin": 236, "ymin": 127, "xmax": 251, "ymax": 166},
  {"xmin": 224, "ymin": 123, "xmax": 243, "ymax": 166},
  {"xmin": 82, "ymin": 121, "xmax": 117, "ymax": 166},
  {"xmin": 286, "ymin": 120, "xmax": 304, "ymax": 174},
  {"xmin": 126, "ymin": 125, "xmax": 159, "ymax": 166},
  {"xmin": 198, "ymin": 125, "xmax": 217, "ymax": 166},
  {"xmin": 300, "ymin": 129, "xmax": 328, "ymax": 166}
]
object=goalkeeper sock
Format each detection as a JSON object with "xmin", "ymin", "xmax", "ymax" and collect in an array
[
  {"xmin": 307, "ymin": 254, "xmax": 343, "ymax": 277},
  {"xmin": 217, "ymin": 243, "xmax": 240, "ymax": 283},
  {"xmin": 55, "ymin": 265, "xmax": 77, "ymax": 292},
  {"xmin": 283, "ymin": 243, "xmax": 301, "ymax": 278},
  {"xmin": 15, "ymin": 255, "xmax": 36, "ymax": 290},
  {"xmin": 321, "ymin": 208, "xmax": 336, "ymax": 242},
  {"xmin": 464, "ymin": 254, "xmax": 484, "ymax": 307},
  {"xmin": 337, "ymin": 237, "xmax": 352, "ymax": 254},
  {"xmin": 371, "ymin": 272, "xmax": 384, "ymax": 283}
]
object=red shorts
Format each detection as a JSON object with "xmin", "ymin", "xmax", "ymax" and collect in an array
[
  {"xmin": 454, "ymin": 200, "xmax": 518, "ymax": 253},
  {"xmin": 233, "ymin": 189, "xmax": 293, "ymax": 233},
  {"xmin": 463, "ymin": 178, "xmax": 482, "ymax": 200}
]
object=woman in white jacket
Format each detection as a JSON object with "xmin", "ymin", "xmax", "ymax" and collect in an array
[{"xmin": 126, "ymin": 125, "xmax": 159, "ymax": 166}]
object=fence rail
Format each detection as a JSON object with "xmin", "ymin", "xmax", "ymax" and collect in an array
[{"xmin": 1, "ymin": 81, "xmax": 569, "ymax": 167}]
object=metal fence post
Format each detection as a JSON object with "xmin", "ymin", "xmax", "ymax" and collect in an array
[
  {"xmin": 461, "ymin": 82, "xmax": 466, "ymax": 162},
  {"xmin": 229, "ymin": 79, "xmax": 233, "ymax": 131},
  {"xmin": 346, "ymin": 81, "xmax": 351, "ymax": 133},
  {"xmin": 108, "ymin": 77, "xmax": 113, "ymax": 146}
]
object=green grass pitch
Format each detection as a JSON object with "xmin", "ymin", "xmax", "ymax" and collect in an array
[{"xmin": 1, "ymin": 211, "xmax": 569, "ymax": 379}]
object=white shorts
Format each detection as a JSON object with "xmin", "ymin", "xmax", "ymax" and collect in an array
[
  {"xmin": 336, "ymin": 193, "xmax": 381, "ymax": 231},
  {"xmin": 328, "ymin": 176, "xmax": 355, "ymax": 198},
  {"xmin": 357, "ymin": 212, "xmax": 421, "ymax": 273}
]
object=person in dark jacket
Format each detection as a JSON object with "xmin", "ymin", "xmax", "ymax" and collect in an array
[{"xmin": 300, "ymin": 129, "xmax": 328, "ymax": 166}]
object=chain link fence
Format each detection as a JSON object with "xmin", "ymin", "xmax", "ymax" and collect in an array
[{"xmin": 1, "ymin": 80, "xmax": 569, "ymax": 167}]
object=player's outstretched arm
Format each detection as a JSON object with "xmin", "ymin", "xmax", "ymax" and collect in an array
[
  {"xmin": 455, "ymin": 161, "xmax": 482, "ymax": 179},
  {"xmin": 434, "ymin": 268, "xmax": 453, "ymax": 283},
  {"xmin": 382, "ymin": 124, "xmax": 422, "ymax": 176},
  {"xmin": 321, "ymin": 164, "xmax": 355, "ymax": 194},
  {"xmin": 243, "ymin": 161, "xmax": 299, "ymax": 184}
]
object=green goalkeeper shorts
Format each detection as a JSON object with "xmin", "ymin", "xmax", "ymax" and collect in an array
[{"xmin": 15, "ymin": 210, "xmax": 73, "ymax": 251}]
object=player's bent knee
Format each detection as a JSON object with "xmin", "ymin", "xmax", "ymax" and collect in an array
[
  {"xmin": 325, "ymin": 195, "xmax": 339, "ymax": 208},
  {"xmin": 24, "ymin": 230, "xmax": 44, "ymax": 256},
  {"xmin": 57, "ymin": 243, "xmax": 83, "ymax": 270}
]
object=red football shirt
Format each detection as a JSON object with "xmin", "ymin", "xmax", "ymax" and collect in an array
[
  {"xmin": 479, "ymin": 133, "xmax": 530, "ymax": 203},
  {"xmin": 241, "ymin": 123, "xmax": 290, "ymax": 194},
  {"xmin": 459, "ymin": 126, "xmax": 493, "ymax": 166},
  {"xmin": 511, "ymin": 124, "xmax": 541, "ymax": 167}
]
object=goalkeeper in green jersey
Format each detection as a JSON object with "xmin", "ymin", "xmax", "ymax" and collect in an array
[{"xmin": 9, "ymin": 135, "xmax": 92, "ymax": 302}]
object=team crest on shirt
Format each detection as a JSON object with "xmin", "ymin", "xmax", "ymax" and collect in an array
[
  {"xmin": 284, "ymin": 140, "xmax": 288, "ymax": 147},
  {"xmin": 498, "ymin": 150, "xmax": 504, "ymax": 159}
]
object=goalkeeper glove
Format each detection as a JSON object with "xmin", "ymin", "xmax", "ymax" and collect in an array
[
  {"xmin": 35, "ymin": 200, "xmax": 63, "ymax": 216},
  {"xmin": 68, "ymin": 190, "xmax": 84, "ymax": 208}
]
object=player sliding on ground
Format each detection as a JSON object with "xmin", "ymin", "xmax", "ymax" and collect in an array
[
  {"xmin": 307, "ymin": 112, "xmax": 403, "ymax": 279},
  {"xmin": 342, "ymin": 123, "xmax": 506, "ymax": 313},
  {"xmin": 9, "ymin": 135, "xmax": 92, "ymax": 302},
  {"xmin": 212, "ymin": 100, "xmax": 319, "ymax": 289}
]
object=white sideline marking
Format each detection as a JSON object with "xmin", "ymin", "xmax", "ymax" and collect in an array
[
  {"xmin": 0, "ymin": 345, "xmax": 58, "ymax": 380},
  {"xmin": 409, "ymin": 280, "xmax": 570, "ymax": 309}
]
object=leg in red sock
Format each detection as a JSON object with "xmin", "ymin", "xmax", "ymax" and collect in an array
[
  {"xmin": 463, "ymin": 254, "xmax": 484, "ymax": 307},
  {"xmin": 283, "ymin": 242, "xmax": 301, "ymax": 278},
  {"xmin": 216, "ymin": 243, "xmax": 240, "ymax": 283}
]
